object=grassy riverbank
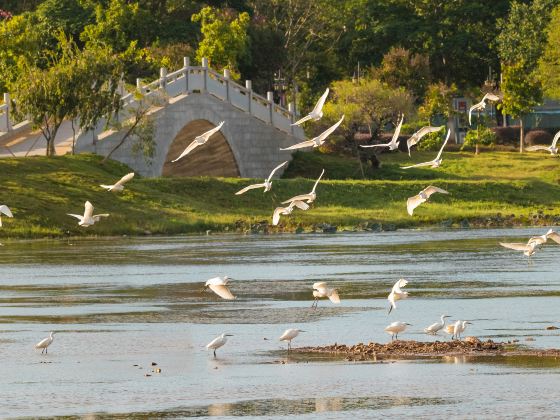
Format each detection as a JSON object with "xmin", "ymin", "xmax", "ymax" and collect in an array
[{"xmin": 0, "ymin": 152, "xmax": 559, "ymax": 238}]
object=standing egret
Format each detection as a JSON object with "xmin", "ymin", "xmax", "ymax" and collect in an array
[
  {"xmin": 291, "ymin": 88, "xmax": 329, "ymax": 126},
  {"xmin": 172, "ymin": 121, "xmax": 225, "ymax": 162},
  {"xmin": 35, "ymin": 331, "xmax": 55, "ymax": 354},
  {"xmin": 204, "ymin": 276, "xmax": 235, "ymax": 300},
  {"xmin": 281, "ymin": 116, "xmax": 344, "ymax": 151},
  {"xmin": 424, "ymin": 315, "xmax": 452, "ymax": 335},
  {"xmin": 525, "ymin": 130, "xmax": 560, "ymax": 155},
  {"xmin": 279, "ymin": 328, "xmax": 304, "ymax": 351},
  {"xmin": 235, "ymin": 161, "xmax": 288, "ymax": 195},
  {"xmin": 311, "ymin": 282, "xmax": 340, "ymax": 309},
  {"xmin": 406, "ymin": 126, "xmax": 445, "ymax": 156},
  {"xmin": 384, "ymin": 321, "xmax": 411, "ymax": 340},
  {"xmin": 0, "ymin": 204, "xmax": 13, "ymax": 227},
  {"xmin": 402, "ymin": 130, "xmax": 450, "ymax": 169},
  {"xmin": 453, "ymin": 321, "xmax": 472, "ymax": 340},
  {"xmin": 281, "ymin": 169, "xmax": 325, "ymax": 205},
  {"xmin": 100, "ymin": 172, "xmax": 135, "ymax": 192},
  {"xmin": 67, "ymin": 201, "xmax": 109, "ymax": 227},
  {"xmin": 407, "ymin": 186, "xmax": 449, "ymax": 216},
  {"xmin": 360, "ymin": 114, "xmax": 404, "ymax": 151},
  {"xmin": 206, "ymin": 333, "xmax": 233, "ymax": 357},
  {"xmin": 388, "ymin": 279, "xmax": 409, "ymax": 314},
  {"xmin": 469, "ymin": 93, "xmax": 501, "ymax": 126},
  {"xmin": 272, "ymin": 200, "xmax": 309, "ymax": 226}
]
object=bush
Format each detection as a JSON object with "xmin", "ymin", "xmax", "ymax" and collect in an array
[
  {"xmin": 492, "ymin": 126, "xmax": 519, "ymax": 145},
  {"xmin": 417, "ymin": 131, "xmax": 444, "ymax": 151},
  {"xmin": 462, "ymin": 127, "xmax": 497, "ymax": 151},
  {"xmin": 525, "ymin": 130, "xmax": 553, "ymax": 145}
]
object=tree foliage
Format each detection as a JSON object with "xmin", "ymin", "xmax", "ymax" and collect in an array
[
  {"xmin": 377, "ymin": 47, "xmax": 430, "ymax": 101},
  {"xmin": 538, "ymin": 5, "xmax": 560, "ymax": 99}
]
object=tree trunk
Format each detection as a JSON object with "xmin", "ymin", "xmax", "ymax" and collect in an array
[
  {"xmin": 519, "ymin": 118, "xmax": 524, "ymax": 153},
  {"xmin": 475, "ymin": 143, "xmax": 479, "ymax": 155}
]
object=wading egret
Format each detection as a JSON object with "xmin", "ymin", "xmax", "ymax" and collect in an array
[
  {"xmin": 172, "ymin": 121, "xmax": 225, "ymax": 162},
  {"xmin": 0, "ymin": 204, "xmax": 13, "ymax": 227},
  {"xmin": 205, "ymin": 276, "xmax": 235, "ymax": 300},
  {"xmin": 281, "ymin": 116, "xmax": 344, "ymax": 151},
  {"xmin": 384, "ymin": 321, "xmax": 411, "ymax": 340},
  {"xmin": 272, "ymin": 200, "xmax": 309, "ymax": 226},
  {"xmin": 279, "ymin": 328, "xmax": 304, "ymax": 351},
  {"xmin": 235, "ymin": 161, "xmax": 288, "ymax": 195},
  {"xmin": 67, "ymin": 201, "xmax": 109, "ymax": 227},
  {"xmin": 35, "ymin": 331, "xmax": 55, "ymax": 354},
  {"xmin": 402, "ymin": 130, "xmax": 450, "ymax": 169},
  {"xmin": 281, "ymin": 169, "xmax": 325, "ymax": 205},
  {"xmin": 291, "ymin": 88, "xmax": 329, "ymax": 126},
  {"xmin": 388, "ymin": 278, "xmax": 409, "ymax": 314},
  {"xmin": 407, "ymin": 186, "xmax": 449, "ymax": 216},
  {"xmin": 206, "ymin": 333, "xmax": 233, "ymax": 357},
  {"xmin": 406, "ymin": 126, "xmax": 445, "ymax": 156},
  {"xmin": 311, "ymin": 282, "xmax": 340, "ymax": 309},
  {"xmin": 360, "ymin": 114, "xmax": 404, "ymax": 151},
  {"xmin": 100, "ymin": 172, "xmax": 135, "ymax": 192},
  {"xmin": 452, "ymin": 320, "xmax": 472, "ymax": 340},
  {"xmin": 424, "ymin": 314, "xmax": 452, "ymax": 335},
  {"xmin": 528, "ymin": 229, "xmax": 560, "ymax": 247},
  {"xmin": 469, "ymin": 93, "xmax": 501, "ymax": 126},
  {"xmin": 526, "ymin": 130, "xmax": 560, "ymax": 155}
]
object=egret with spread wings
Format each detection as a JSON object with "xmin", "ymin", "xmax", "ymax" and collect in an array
[
  {"xmin": 291, "ymin": 88, "xmax": 329, "ymax": 126},
  {"xmin": 235, "ymin": 161, "xmax": 288, "ymax": 195},
  {"xmin": 407, "ymin": 186, "xmax": 449, "ymax": 215},
  {"xmin": 402, "ymin": 130, "xmax": 450, "ymax": 169},
  {"xmin": 281, "ymin": 116, "xmax": 344, "ymax": 151},
  {"xmin": 172, "ymin": 121, "xmax": 225, "ymax": 162}
]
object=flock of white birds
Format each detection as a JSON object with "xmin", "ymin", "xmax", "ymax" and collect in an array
[{"xmin": 0, "ymin": 89, "xmax": 556, "ymax": 356}]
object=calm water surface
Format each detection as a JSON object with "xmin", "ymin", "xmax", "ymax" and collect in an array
[{"xmin": 1, "ymin": 228, "xmax": 560, "ymax": 418}]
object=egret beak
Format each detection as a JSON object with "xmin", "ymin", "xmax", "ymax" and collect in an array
[
  {"xmin": 444, "ymin": 315, "xmax": 451, "ymax": 318},
  {"xmin": 299, "ymin": 330, "xmax": 306, "ymax": 332},
  {"xmin": 225, "ymin": 334, "xmax": 234, "ymax": 337},
  {"xmin": 388, "ymin": 305, "xmax": 393, "ymax": 314},
  {"xmin": 466, "ymin": 322, "xmax": 473, "ymax": 325},
  {"xmin": 405, "ymin": 323, "xmax": 412, "ymax": 326}
]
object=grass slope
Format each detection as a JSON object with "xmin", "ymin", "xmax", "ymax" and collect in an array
[{"xmin": 0, "ymin": 152, "xmax": 559, "ymax": 238}]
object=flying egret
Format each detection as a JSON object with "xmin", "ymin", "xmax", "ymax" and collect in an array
[
  {"xmin": 499, "ymin": 241, "xmax": 538, "ymax": 257},
  {"xmin": 526, "ymin": 130, "xmax": 560, "ymax": 155},
  {"xmin": 279, "ymin": 328, "xmax": 304, "ymax": 351},
  {"xmin": 528, "ymin": 229, "xmax": 560, "ymax": 247},
  {"xmin": 360, "ymin": 114, "xmax": 404, "ymax": 151},
  {"xmin": 424, "ymin": 315, "xmax": 452, "ymax": 335},
  {"xmin": 35, "ymin": 331, "xmax": 55, "ymax": 354},
  {"xmin": 388, "ymin": 278, "xmax": 409, "ymax": 314},
  {"xmin": 452, "ymin": 320, "xmax": 472, "ymax": 340},
  {"xmin": 407, "ymin": 186, "xmax": 449, "ymax": 216},
  {"xmin": 406, "ymin": 126, "xmax": 445, "ymax": 156},
  {"xmin": 281, "ymin": 169, "xmax": 325, "ymax": 205},
  {"xmin": 402, "ymin": 130, "xmax": 450, "ymax": 169},
  {"xmin": 67, "ymin": 201, "xmax": 109, "ymax": 227},
  {"xmin": 469, "ymin": 93, "xmax": 501, "ymax": 126},
  {"xmin": 235, "ymin": 161, "xmax": 288, "ymax": 195},
  {"xmin": 281, "ymin": 116, "xmax": 344, "ymax": 151},
  {"xmin": 272, "ymin": 200, "xmax": 309, "ymax": 226},
  {"xmin": 291, "ymin": 88, "xmax": 329, "ymax": 126},
  {"xmin": 204, "ymin": 276, "xmax": 235, "ymax": 300},
  {"xmin": 100, "ymin": 172, "xmax": 135, "ymax": 192},
  {"xmin": 206, "ymin": 333, "xmax": 233, "ymax": 357},
  {"xmin": 384, "ymin": 321, "xmax": 411, "ymax": 340},
  {"xmin": 311, "ymin": 282, "xmax": 340, "ymax": 309},
  {"xmin": 172, "ymin": 121, "xmax": 225, "ymax": 162},
  {"xmin": 0, "ymin": 204, "xmax": 13, "ymax": 227}
]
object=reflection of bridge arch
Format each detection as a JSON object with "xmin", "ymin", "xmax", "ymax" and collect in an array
[{"xmin": 162, "ymin": 119, "xmax": 240, "ymax": 177}]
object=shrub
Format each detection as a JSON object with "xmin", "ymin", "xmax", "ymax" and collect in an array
[
  {"xmin": 417, "ymin": 131, "xmax": 444, "ymax": 151},
  {"xmin": 462, "ymin": 127, "xmax": 497, "ymax": 151},
  {"xmin": 525, "ymin": 130, "xmax": 553, "ymax": 145},
  {"xmin": 492, "ymin": 126, "xmax": 519, "ymax": 145}
]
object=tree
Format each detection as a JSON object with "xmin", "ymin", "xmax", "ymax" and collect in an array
[
  {"xmin": 377, "ymin": 47, "xmax": 430, "ymax": 101},
  {"xmin": 538, "ymin": 5, "xmax": 560, "ymax": 99},
  {"xmin": 418, "ymin": 83, "xmax": 457, "ymax": 125}
]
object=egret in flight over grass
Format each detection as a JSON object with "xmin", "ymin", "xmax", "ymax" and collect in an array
[
  {"xmin": 407, "ymin": 186, "xmax": 449, "ymax": 216},
  {"xmin": 272, "ymin": 200, "xmax": 309, "ymax": 226},
  {"xmin": 35, "ymin": 331, "xmax": 55, "ymax": 354},
  {"xmin": 100, "ymin": 172, "xmax": 135, "ymax": 192},
  {"xmin": 311, "ymin": 282, "xmax": 340, "ymax": 309},
  {"xmin": 235, "ymin": 161, "xmax": 288, "ymax": 195},
  {"xmin": 469, "ymin": 92, "xmax": 501, "ymax": 126},
  {"xmin": 205, "ymin": 276, "xmax": 235, "ymax": 300},
  {"xmin": 388, "ymin": 278, "xmax": 409, "ymax": 314},
  {"xmin": 406, "ymin": 125, "xmax": 445, "ymax": 156},
  {"xmin": 402, "ymin": 130, "xmax": 450, "ymax": 169},
  {"xmin": 360, "ymin": 114, "xmax": 404, "ymax": 151},
  {"xmin": 172, "ymin": 121, "xmax": 225, "ymax": 162},
  {"xmin": 279, "ymin": 328, "xmax": 304, "ymax": 351},
  {"xmin": 67, "ymin": 201, "xmax": 109, "ymax": 227},
  {"xmin": 525, "ymin": 130, "xmax": 560, "ymax": 156},
  {"xmin": 206, "ymin": 333, "xmax": 233, "ymax": 357},
  {"xmin": 291, "ymin": 88, "xmax": 329, "ymax": 126},
  {"xmin": 281, "ymin": 116, "xmax": 344, "ymax": 151},
  {"xmin": 0, "ymin": 204, "xmax": 13, "ymax": 227},
  {"xmin": 281, "ymin": 169, "xmax": 325, "ymax": 205},
  {"xmin": 384, "ymin": 321, "xmax": 411, "ymax": 340},
  {"xmin": 424, "ymin": 315, "xmax": 451, "ymax": 335}
]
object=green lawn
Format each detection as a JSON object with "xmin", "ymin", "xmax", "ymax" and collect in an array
[{"xmin": 0, "ymin": 151, "xmax": 559, "ymax": 238}]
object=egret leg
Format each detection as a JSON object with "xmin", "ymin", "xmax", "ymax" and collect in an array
[
  {"xmin": 395, "ymin": 333, "xmax": 398, "ymax": 340},
  {"xmin": 388, "ymin": 305, "xmax": 393, "ymax": 315},
  {"xmin": 41, "ymin": 348, "xmax": 45, "ymax": 354},
  {"xmin": 213, "ymin": 349, "xmax": 216, "ymax": 358},
  {"xmin": 45, "ymin": 347, "xmax": 48, "ymax": 354}
]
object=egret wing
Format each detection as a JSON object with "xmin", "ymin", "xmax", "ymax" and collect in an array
[
  {"xmin": 272, "ymin": 207, "xmax": 285, "ymax": 226},
  {"xmin": 0, "ymin": 205, "xmax": 13, "ymax": 218},
  {"xmin": 266, "ymin": 161, "xmax": 288, "ymax": 182},
  {"xmin": 200, "ymin": 121, "xmax": 225, "ymax": 140},
  {"xmin": 35, "ymin": 338, "xmax": 50, "ymax": 348},
  {"xmin": 235, "ymin": 183, "xmax": 266, "ymax": 195},
  {"xmin": 402, "ymin": 161, "xmax": 434, "ymax": 169},
  {"xmin": 483, "ymin": 92, "xmax": 501, "ymax": 102},
  {"xmin": 311, "ymin": 169, "xmax": 325, "ymax": 193},
  {"xmin": 313, "ymin": 282, "xmax": 328, "ymax": 290},
  {"xmin": 328, "ymin": 289, "xmax": 341, "ymax": 304},
  {"xmin": 500, "ymin": 242, "xmax": 531, "ymax": 251},
  {"xmin": 67, "ymin": 213, "xmax": 83, "ymax": 220},
  {"xmin": 360, "ymin": 143, "xmax": 390, "ymax": 148},
  {"xmin": 282, "ymin": 194, "xmax": 313, "ymax": 204},
  {"xmin": 423, "ymin": 186, "xmax": 449, "ymax": 197},
  {"xmin": 311, "ymin": 88, "xmax": 329, "ymax": 115},
  {"xmin": 115, "ymin": 172, "xmax": 135, "ymax": 187},
  {"xmin": 390, "ymin": 114, "xmax": 404, "ymax": 146},
  {"xmin": 392, "ymin": 278, "xmax": 408, "ymax": 293},
  {"xmin": 551, "ymin": 130, "xmax": 560, "ymax": 148},
  {"xmin": 546, "ymin": 231, "xmax": 560, "ymax": 244},
  {"xmin": 315, "ymin": 115, "xmax": 344, "ymax": 142},
  {"xmin": 172, "ymin": 139, "xmax": 199, "ymax": 162},
  {"xmin": 292, "ymin": 200, "xmax": 309, "ymax": 211},
  {"xmin": 435, "ymin": 130, "xmax": 450, "ymax": 161},
  {"xmin": 280, "ymin": 140, "xmax": 317, "ymax": 151},
  {"xmin": 83, "ymin": 201, "xmax": 94, "ymax": 220},
  {"xmin": 208, "ymin": 284, "xmax": 235, "ymax": 300},
  {"xmin": 406, "ymin": 195, "xmax": 425, "ymax": 216},
  {"xmin": 525, "ymin": 145, "xmax": 550, "ymax": 152}
]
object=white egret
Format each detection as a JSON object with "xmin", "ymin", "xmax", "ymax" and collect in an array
[
  {"xmin": 384, "ymin": 321, "xmax": 411, "ymax": 340},
  {"xmin": 0, "ymin": 204, "xmax": 14, "ymax": 227},
  {"xmin": 388, "ymin": 278, "xmax": 409, "ymax": 314},
  {"xmin": 360, "ymin": 114, "xmax": 404, "ymax": 151},
  {"xmin": 204, "ymin": 276, "xmax": 235, "ymax": 300},
  {"xmin": 452, "ymin": 320, "xmax": 472, "ymax": 340},
  {"xmin": 279, "ymin": 328, "xmax": 304, "ymax": 351},
  {"xmin": 35, "ymin": 331, "xmax": 55, "ymax": 354},
  {"xmin": 402, "ymin": 130, "xmax": 450, "ymax": 169},
  {"xmin": 406, "ymin": 125, "xmax": 445, "ymax": 156},
  {"xmin": 272, "ymin": 200, "xmax": 309, "ymax": 226},
  {"xmin": 67, "ymin": 201, "xmax": 109, "ymax": 227},
  {"xmin": 424, "ymin": 315, "xmax": 451, "ymax": 335},
  {"xmin": 469, "ymin": 93, "xmax": 501, "ymax": 126},
  {"xmin": 235, "ymin": 161, "xmax": 288, "ymax": 195},
  {"xmin": 172, "ymin": 121, "xmax": 225, "ymax": 162},
  {"xmin": 530, "ymin": 229, "xmax": 560, "ymax": 246},
  {"xmin": 206, "ymin": 333, "xmax": 233, "ymax": 357},
  {"xmin": 281, "ymin": 116, "xmax": 344, "ymax": 151},
  {"xmin": 291, "ymin": 88, "xmax": 329, "ymax": 126},
  {"xmin": 311, "ymin": 282, "xmax": 340, "ymax": 309},
  {"xmin": 100, "ymin": 172, "xmax": 135, "ymax": 192},
  {"xmin": 500, "ymin": 241, "xmax": 538, "ymax": 257},
  {"xmin": 281, "ymin": 169, "xmax": 325, "ymax": 205},
  {"xmin": 407, "ymin": 186, "xmax": 449, "ymax": 216},
  {"xmin": 526, "ymin": 130, "xmax": 560, "ymax": 155}
]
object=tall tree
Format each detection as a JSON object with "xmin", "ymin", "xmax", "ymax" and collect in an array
[{"xmin": 538, "ymin": 5, "xmax": 560, "ymax": 99}]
